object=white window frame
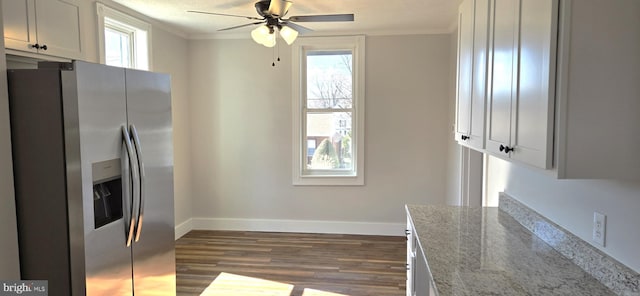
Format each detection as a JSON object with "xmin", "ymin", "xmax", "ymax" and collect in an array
[
  {"xmin": 96, "ymin": 3, "xmax": 151, "ymax": 70},
  {"xmin": 292, "ymin": 36, "xmax": 365, "ymax": 186}
]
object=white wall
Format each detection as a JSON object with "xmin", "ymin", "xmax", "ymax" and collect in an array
[
  {"xmin": 0, "ymin": 5, "xmax": 21, "ymax": 279},
  {"xmin": 150, "ymin": 26, "xmax": 192, "ymax": 231},
  {"xmin": 445, "ymin": 31, "xmax": 461, "ymax": 205},
  {"xmin": 187, "ymin": 34, "xmax": 453, "ymax": 235},
  {"xmin": 486, "ymin": 156, "xmax": 640, "ymax": 273}
]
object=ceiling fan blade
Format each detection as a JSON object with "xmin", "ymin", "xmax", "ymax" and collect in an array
[
  {"xmin": 268, "ymin": 0, "xmax": 293, "ymax": 17},
  {"xmin": 218, "ymin": 21, "xmax": 265, "ymax": 31},
  {"xmin": 287, "ymin": 14, "xmax": 354, "ymax": 22},
  {"xmin": 187, "ymin": 10, "xmax": 264, "ymax": 20},
  {"xmin": 283, "ymin": 22, "xmax": 313, "ymax": 34}
]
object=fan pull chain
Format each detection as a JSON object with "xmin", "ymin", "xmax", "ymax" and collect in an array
[
  {"xmin": 277, "ymin": 41, "xmax": 281, "ymax": 62},
  {"xmin": 272, "ymin": 44, "xmax": 276, "ymax": 67},
  {"xmin": 271, "ymin": 39, "xmax": 281, "ymax": 67}
]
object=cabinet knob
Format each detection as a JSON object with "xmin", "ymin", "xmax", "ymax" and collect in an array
[
  {"xmin": 406, "ymin": 263, "xmax": 410, "ymax": 271},
  {"xmin": 500, "ymin": 145, "xmax": 514, "ymax": 153},
  {"xmin": 461, "ymin": 135, "xmax": 470, "ymax": 140},
  {"xmin": 29, "ymin": 44, "xmax": 47, "ymax": 50}
]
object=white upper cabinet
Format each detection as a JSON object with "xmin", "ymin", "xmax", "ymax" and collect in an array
[
  {"xmin": 2, "ymin": 0, "xmax": 37, "ymax": 51},
  {"xmin": 486, "ymin": 0, "xmax": 557, "ymax": 169},
  {"xmin": 455, "ymin": 0, "xmax": 473, "ymax": 144},
  {"xmin": 455, "ymin": 0, "xmax": 640, "ymax": 178},
  {"xmin": 455, "ymin": 0, "xmax": 490, "ymax": 150},
  {"xmin": 485, "ymin": 0, "xmax": 517, "ymax": 156},
  {"xmin": 482, "ymin": 0, "xmax": 640, "ymax": 178},
  {"xmin": 2, "ymin": 0, "xmax": 83, "ymax": 60},
  {"xmin": 34, "ymin": 0, "xmax": 83, "ymax": 58},
  {"xmin": 555, "ymin": 0, "xmax": 640, "ymax": 179}
]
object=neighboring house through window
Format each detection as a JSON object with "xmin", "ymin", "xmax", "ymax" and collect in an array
[
  {"xmin": 292, "ymin": 36, "xmax": 365, "ymax": 185},
  {"xmin": 97, "ymin": 3, "xmax": 150, "ymax": 70}
]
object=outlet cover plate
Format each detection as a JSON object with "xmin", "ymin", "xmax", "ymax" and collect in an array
[{"xmin": 592, "ymin": 212, "xmax": 606, "ymax": 247}]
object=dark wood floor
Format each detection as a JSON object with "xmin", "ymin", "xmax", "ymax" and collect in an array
[{"xmin": 175, "ymin": 230, "xmax": 407, "ymax": 296}]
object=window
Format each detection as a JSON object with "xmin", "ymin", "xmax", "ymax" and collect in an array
[
  {"xmin": 292, "ymin": 36, "xmax": 365, "ymax": 185},
  {"xmin": 104, "ymin": 27, "xmax": 131, "ymax": 67},
  {"xmin": 97, "ymin": 3, "xmax": 151, "ymax": 70}
]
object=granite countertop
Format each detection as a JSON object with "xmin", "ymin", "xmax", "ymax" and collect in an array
[{"xmin": 406, "ymin": 205, "xmax": 614, "ymax": 296}]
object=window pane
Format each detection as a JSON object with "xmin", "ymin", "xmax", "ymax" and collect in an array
[
  {"xmin": 105, "ymin": 27, "xmax": 131, "ymax": 68},
  {"xmin": 306, "ymin": 52, "xmax": 353, "ymax": 109},
  {"xmin": 306, "ymin": 112, "xmax": 352, "ymax": 170}
]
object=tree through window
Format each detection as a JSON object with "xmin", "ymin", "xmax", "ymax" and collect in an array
[{"xmin": 306, "ymin": 52, "xmax": 353, "ymax": 170}]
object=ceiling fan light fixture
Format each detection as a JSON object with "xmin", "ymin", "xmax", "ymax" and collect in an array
[
  {"xmin": 279, "ymin": 25, "xmax": 298, "ymax": 45},
  {"xmin": 251, "ymin": 25, "xmax": 276, "ymax": 47},
  {"xmin": 251, "ymin": 25, "xmax": 270, "ymax": 45},
  {"xmin": 190, "ymin": 1, "xmax": 356, "ymax": 49},
  {"xmin": 263, "ymin": 31, "xmax": 276, "ymax": 47}
]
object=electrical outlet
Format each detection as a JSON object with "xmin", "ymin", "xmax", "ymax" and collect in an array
[{"xmin": 592, "ymin": 212, "xmax": 606, "ymax": 247}]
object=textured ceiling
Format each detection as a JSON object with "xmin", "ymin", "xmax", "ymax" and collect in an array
[{"xmin": 112, "ymin": 0, "xmax": 462, "ymax": 38}]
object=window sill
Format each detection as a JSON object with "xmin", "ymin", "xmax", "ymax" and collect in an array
[{"xmin": 293, "ymin": 174, "xmax": 364, "ymax": 186}]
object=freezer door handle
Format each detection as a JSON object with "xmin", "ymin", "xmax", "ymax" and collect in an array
[
  {"xmin": 122, "ymin": 126, "xmax": 140, "ymax": 247},
  {"xmin": 130, "ymin": 124, "xmax": 145, "ymax": 242}
]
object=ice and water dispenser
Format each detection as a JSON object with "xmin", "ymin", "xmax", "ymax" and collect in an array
[{"xmin": 92, "ymin": 159, "xmax": 123, "ymax": 228}]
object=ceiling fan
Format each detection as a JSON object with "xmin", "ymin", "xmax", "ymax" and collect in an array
[{"xmin": 188, "ymin": 0, "xmax": 354, "ymax": 47}]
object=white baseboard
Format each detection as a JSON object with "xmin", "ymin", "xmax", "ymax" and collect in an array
[
  {"xmin": 183, "ymin": 217, "xmax": 405, "ymax": 236},
  {"xmin": 174, "ymin": 218, "xmax": 193, "ymax": 240}
]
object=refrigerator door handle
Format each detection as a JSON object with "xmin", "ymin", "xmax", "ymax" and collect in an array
[
  {"xmin": 122, "ymin": 126, "xmax": 140, "ymax": 247},
  {"xmin": 130, "ymin": 124, "xmax": 145, "ymax": 242}
]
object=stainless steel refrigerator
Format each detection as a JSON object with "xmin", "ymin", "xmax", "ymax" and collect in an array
[{"xmin": 8, "ymin": 61, "xmax": 176, "ymax": 295}]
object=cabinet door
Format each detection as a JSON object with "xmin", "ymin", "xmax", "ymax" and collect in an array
[
  {"xmin": 510, "ymin": 0, "xmax": 556, "ymax": 169},
  {"xmin": 456, "ymin": 0, "xmax": 491, "ymax": 150},
  {"xmin": 414, "ymin": 246, "xmax": 431, "ymax": 296},
  {"xmin": 486, "ymin": 0, "xmax": 518, "ymax": 156},
  {"xmin": 406, "ymin": 217, "xmax": 416, "ymax": 296},
  {"xmin": 487, "ymin": 0, "xmax": 557, "ymax": 168},
  {"xmin": 1, "ymin": 0, "xmax": 37, "ymax": 52},
  {"xmin": 455, "ymin": 0, "xmax": 474, "ymax": 143},
  {"xmin": 34, "ymin": 0, "xmax": 83, "ymax": 59},
  {"xmin": 468, "ymin": 0, "xmax": 491, "ymax": 149}
]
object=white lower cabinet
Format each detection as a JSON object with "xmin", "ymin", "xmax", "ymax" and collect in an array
[
  {"xmin": 406, "ymin": 217, "xmax": 436, "ymax": 296},
  {"xmin": 406, "ymin": 216, "xmax": 416, "ymax": 296},
  {"xmin": 416, "ymin": 246, "xmax": 438, "ymax": 296}
]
